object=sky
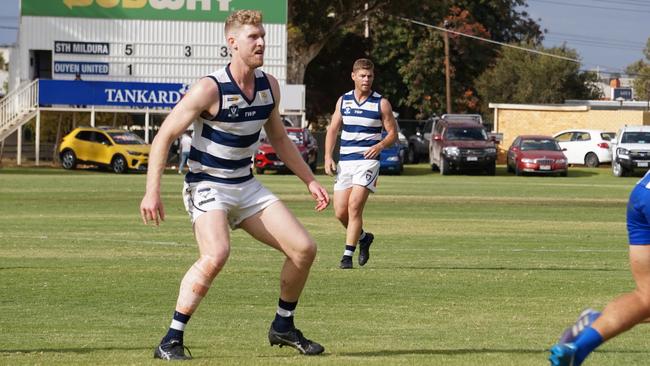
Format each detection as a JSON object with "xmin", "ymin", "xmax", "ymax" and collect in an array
[{"xmin": 0, "ymin": 0, "xmax": 648, "ymax": 76}]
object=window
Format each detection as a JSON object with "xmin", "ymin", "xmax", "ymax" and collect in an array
[
  {"xmin": 75, "ymin": 130, "xmax": 93, "ymax": 141},
  {"xmin": 573, "ymin": 132, "xmax": 590, "ymax": 141},
  {"xmin": 92, "ymin": 132, "xmax": 111, "ymax": 145},
  {"xmin": 621, "ymin": 132, "xmax": 650, "ymax": 144},
  {"xmin": 554, "ymin": 132, "xmax": 573, "ymax": 142},
  {"xmin": 521, "ymin": 139, "xmax": 561, "ymax": 151},
  {"xmin": 601, "ymin": 132, "xmax": 616, "ymax": 141}
]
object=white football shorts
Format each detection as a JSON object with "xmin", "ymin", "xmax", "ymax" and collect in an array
[
  {"xmin": 333, "ymin": 159, "xmax": 380, "ymax": 193},
  {"xmin": 183, "ymin": 178, "xmax": 279, "ymax": 229}
]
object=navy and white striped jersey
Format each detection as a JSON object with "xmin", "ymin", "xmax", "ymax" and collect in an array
[
  {"xmin": 339, "ymin": 90, "xmax": 383, "ymax": 161},
  {"xmin": 185, "ymin": 65, "xmax": 275, "ymax": 184}
]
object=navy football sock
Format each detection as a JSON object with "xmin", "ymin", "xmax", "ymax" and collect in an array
[{"xmin": 272, "ymin": 298, "xmax": 297, "ymax": 332}]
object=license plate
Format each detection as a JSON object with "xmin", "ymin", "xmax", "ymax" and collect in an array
[
  {"xmin": 274, "ymin": 161, "xmax": 285, "ymax": 166},
  {"xmin": 638, "ymin": 162, "xmax": 648, "ymax": 167},
  {"xmin": 540, "ymin": 165, "xmax": 551, "ymax": 170},
  {"xmin": 467, "ymin": 156, "xmax": 478, "ymax": 161}
]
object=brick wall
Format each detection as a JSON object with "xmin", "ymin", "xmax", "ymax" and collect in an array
[{"xmin": 494, "ymin": 108, "xmax": 649, "ymax": 163}]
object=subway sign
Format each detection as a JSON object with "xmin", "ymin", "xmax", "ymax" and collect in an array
[{"xmin": 21, "ymin": 0, "xmax": 287, "ymax": 23}]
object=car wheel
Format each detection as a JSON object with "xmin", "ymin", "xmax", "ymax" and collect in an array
[
  {"xmin": 486, "ymin": 163, "xmax": 496, "ymax": 176},
  {"xmin": 515, "ymin": 164, "xmax": 523, "ymax": 176},
  {"xmin": 440, "ymin": 157, "xmax": 451, "ymax": 175},
  {"xmin": 560, "ymin": 170, "xmax": 568, "ymax": 177},
  {"xmin": 61, "ymin": 150, "xmax": 77, "ymax": 170},
  {"xmin": 584, "ymin": 152, "xmax": 599, "ymax": 168},
  {"xmin": 407, "ymin": 145, "xmax": 419, "ymax": 164},
  {"xmin": 255, "ymin": 167, "xmax": 264, "ymax": 174},
  {"xmin": 309, "ymin": 154, "xmax": 317, "ymax": 173},
  {"xmin": 612, "ymin": 161, "xmax": 627, "ymax": 177},
  {"xmin": 111, "ymin": 155, "xmax": 127, "ymax": 174}
]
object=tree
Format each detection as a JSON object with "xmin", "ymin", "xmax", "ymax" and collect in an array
[
  {"xmin": 474, "ymin": 43, "xmax": 602, "ymax": 116},
  {"xmin": 294, "ymin": 0, "xmax": 544, "ymax": 121},
  {"xmin": 287, "ymin": 0, "xmax": 393, "ymax": 84},
  {"xmin": 629, "ymin": 38, "xmax": 650, "ymax": 101}
]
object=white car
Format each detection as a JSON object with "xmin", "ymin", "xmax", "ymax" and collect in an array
[
  {"xmin": 553, "ymin": 129, "xmax": 616, "ymax": 167},
  {"xmin": 611, "ymin": 125, "xmax": 650, "ymax": 177}
]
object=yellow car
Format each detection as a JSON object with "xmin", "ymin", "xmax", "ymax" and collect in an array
[{"xmin": 59, "ymin": 127, "xmax": 150, "ymax": 173}]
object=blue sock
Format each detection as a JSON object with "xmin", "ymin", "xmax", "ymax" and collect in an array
[
  {"xmin": 573, "ymin": 326, "xmax": 603, "ymax": 366},
  {"xmin": 162, "ymin": 311, "xmax": 191, "ymax": 344},
  {"xmin": 273, "ymin": 298, "xmax": 297, "ymax": 332}
]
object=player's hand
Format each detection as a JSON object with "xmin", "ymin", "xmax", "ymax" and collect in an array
[
  {"xmin": 363, "ymin": 144, "xmax": 383, "ymax": 159},
  {"xmin": 324, "ymin": 158, "xmax": 337, "ymax": 176},
  {"xmin": 307, "ymin": 180, "xmax": 330, "ymax": 212},
  {"xmin": 140, "ymin": 191, "xmax": 165, "ymax": 226}
]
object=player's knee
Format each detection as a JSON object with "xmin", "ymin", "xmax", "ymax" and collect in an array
[
  {"xmin": 196, "ymin": 253, "xmax": 228, "ymax": 279},
  {"xmin": 293, "ymin": 239, "xmax": 317, "ymax": 267},
  {"xmin": 334, "ymin": 208, "xmax": 348, "ymax": 223},
  {"xmin": 348, "ymin": 202, "xmax": 364, "ymax": 217}
]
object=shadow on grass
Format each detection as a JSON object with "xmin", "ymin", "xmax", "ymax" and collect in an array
[
  {"xmin": 340, "ymin": 348, "xmax": 545, "ymax": 357},
  {"xmin": 0, "ymin": 346, "xmax": 148, "ymax": 354},
  {"xmin": 370, "ymin": 266, "xmax": 626, "ymax": 272},
  {"xmin": 339, "ymin": 347, "xmax": 650, "ymax": 357}
]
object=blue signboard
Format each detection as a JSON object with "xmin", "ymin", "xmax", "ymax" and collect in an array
[
  {"xmin": 613, "ymin": 87, "xmax": 634, "ymax": 101},
  {"xmin": 39, "ymin": 80, "xmax": 189, "ymax": 108},
  {"xmin": 54, "ymin": 61, "xmax": 110, "ymax": 75}
]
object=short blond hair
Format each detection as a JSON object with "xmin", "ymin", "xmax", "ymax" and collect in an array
[
  {"xmin": 352, "ymin": 58, "xmax": 374, "ymax": 72},
  {"xmin": 225, "ymin": 10, "xmax": 263, "ymax": 35}
]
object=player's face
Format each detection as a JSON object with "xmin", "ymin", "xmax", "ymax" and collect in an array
[
  {"xmin": 352, "ymin": 68, "xmax": 374, "ymax": 93},
  {"xmin": 230, "ymin": 24, "xmax": 266, "ymax": 68}
]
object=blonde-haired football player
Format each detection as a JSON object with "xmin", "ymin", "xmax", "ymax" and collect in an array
[{"xmin": 140, "ymin": 9, "xmax": 329, "ymax": 360}]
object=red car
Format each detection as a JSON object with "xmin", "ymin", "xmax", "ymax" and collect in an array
[
  {"xmin": 254, "ymin": 127, "xmax": 318, "ymax": 174},
  {"xmin": 507, "ymin": 135, "xmax": 568, "ymax": 176}
]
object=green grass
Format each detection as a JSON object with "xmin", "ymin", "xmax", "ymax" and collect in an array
[{"xmin": 0, "ymin": 165, "xmax": 647, "ymax": 365}]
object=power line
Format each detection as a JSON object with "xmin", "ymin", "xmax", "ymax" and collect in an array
[
  {"xmin": 398, "ymin": 17, "xmax": 581, "ymax": 63},
  {"xmin": 529, "ymin": 0, "xmax": 650, "ymax": 14},
  {"xmin": 398, "ymin": 16, "xmax": 631, "ymax": 74},
  {"xmin": 548, "ymin": 31, "xmax": 646, "ymax": 48}
]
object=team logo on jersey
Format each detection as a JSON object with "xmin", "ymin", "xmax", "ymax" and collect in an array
[
  {"xmin": 260, "ymin": 91, "xmax": 269, "ymax": 102},
  {"xmin": 228, "ymin": 105, "xmax": 239, "ymax": 118},
  {"xmin": 343, "ymin": 106, "xmax": 352, "ymax": 115}
]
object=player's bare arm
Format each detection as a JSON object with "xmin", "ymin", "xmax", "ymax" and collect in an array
[
  {"xmin": 264, "ymin": 75, "xmax": 330, "ymax": 211},
  {"xmin": 324, "ymin": 97, "xmax": 343, "ymax": 176},
  {"xmin": 363, "ymin": 98, "xmax": 398, "ymax": 160},
  {"xmin": 140, "ymin": 78, "xmax": 219, "ymax": 225}
]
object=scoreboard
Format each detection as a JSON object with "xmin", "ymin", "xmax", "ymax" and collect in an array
[{"xmin": 17, "ymin": 0, "xmax": 288, "ymax": 85}]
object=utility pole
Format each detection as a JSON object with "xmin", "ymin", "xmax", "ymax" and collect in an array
[{"xmin": 443, "ymin": 20, "xmax": 452, "ymax": 114}]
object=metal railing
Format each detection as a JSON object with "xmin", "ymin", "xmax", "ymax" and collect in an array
[{"xmin": 0, "ymin": 79, "xmax": 39, "ymax": 138}]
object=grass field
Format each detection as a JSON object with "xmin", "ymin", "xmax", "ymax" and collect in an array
[{"xmin": 1, "ymin": 164, "xmax": 648, "ymax": 365}]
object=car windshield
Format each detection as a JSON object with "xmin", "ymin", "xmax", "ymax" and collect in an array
[
  {"xmin": 621, "ymin": 132, "xmax": 650, "ymax": 144},
  {"xmin": 521, "ymin": 139, "xmax": 561, "ymax": 151},
  {"xmin": 444, "ymin": 127, "xmax": 487, "ymax": 140},
  {"xmin": 108, "ymin": 132, "xmax": 146, "ymax": 145},
  {"xmin": 287, "ymin": 130, "xmax": 304, "ymax": 144},
  {"xmin": 601, "ymin": 132, "xmax": 615, "ymax": 141}
]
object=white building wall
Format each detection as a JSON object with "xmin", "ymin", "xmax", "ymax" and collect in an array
[{"xmin": 15, "ymin": 16, "xmax": 286, "ymax": 85}]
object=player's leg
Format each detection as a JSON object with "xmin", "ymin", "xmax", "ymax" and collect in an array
[
  {"xmin": 347, "ymin": 160, "xmax": 378, "ymax": 267},
  {"xmin": 550, "ymin": 186, "xmax": 650, "ymax": 366},
  {"xmin": 346, "ymin": 185, "xmax": 372, "ymax": 266},
  {"xmin": 239, "ymin": 201, "xmax": 324, "ymax": 355},
  {"xmin": 155, "ymin": 210, "xmax": 231, "ymax": 360},
  {"xmin": 333, "ymin": 187, "xmax": 356, "ymax": 268},
  {"xmin": 551, "ymin": 246, "xmax": 650, "ymax": 366},
  {"xmin": 592, "ymin": 246, "xmax": 650, "ymax": 339}
]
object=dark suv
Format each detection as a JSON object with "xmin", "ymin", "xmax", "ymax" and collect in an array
[{"xmin": 428, "ymin": 114, "xmax": 497, "ymax": 175}]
